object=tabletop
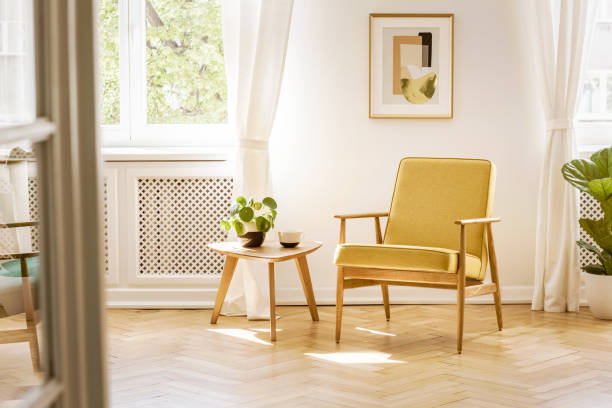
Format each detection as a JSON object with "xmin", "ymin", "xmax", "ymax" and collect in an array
[{"xmin": 207, "ymin": 240, "xmax": 322, "ymax": 262}]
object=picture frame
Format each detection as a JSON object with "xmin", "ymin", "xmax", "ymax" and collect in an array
[{"xmin": 369, "ymin": 13, "xmax": 454, "ymax": 119}]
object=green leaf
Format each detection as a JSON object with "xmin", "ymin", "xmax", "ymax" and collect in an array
[
  {"xmin": 579, "ymin": 218, "xmax": 612, "ymax": 253},
  {"xmin": 252, "ymin": 202, "xmax": 263, "ymax": 210},
  {"xmin": 255, "ymin": 216, "xmax": 270, "ymax": 232},
  {"xmin": 562, "ymin": 159, "xmax": 607, "ymax": 193},
  {"xmin": 602, "ymin": 199, "xmax": 612, "ymax": 219},
  {"xmin": 247, "ymin": 197, "xmax": 254, "ymax": 207},
  {"xmin": 219, "ymin": 220, "xmax": 231, "ymax": 231},
  {"xmin": 234, "ymin": 220, "xmax": 244, "ymax": 235},
  {"xmin": 582, "ymin": 264, "xmax": 607, "ymax": 275},
  {"xmin": 588, "ymin": 178, "xmax": 612, "ymax": 202},
  {"xmin": 576, "ymin": 239, "xmax": 612, "ymax": 274},
  {"xmin": 229, "ymin": 203, "xmax": 240, "ymax": 216},
  {"xmin": 236, "ymin": 196, "xmax": 247, "ymax": 206},
  {"xmin": 238, "ymin": 207, "xmax": 254, "ymax": 222},
  {"xmin": 590, "ymin": 147, "xmax": 612, "ymax": 177},
  {"xmin": 577, "ymin": 239, "xmax": 602, "ymax": 256},
  {"xmin": 262, "ymin": 197, "xmax": 277, "ymax": 210}
]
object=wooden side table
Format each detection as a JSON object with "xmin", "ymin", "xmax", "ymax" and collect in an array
[{"xmin": 208, "ymin": 240, "xmax": 322, "ymax": 341}]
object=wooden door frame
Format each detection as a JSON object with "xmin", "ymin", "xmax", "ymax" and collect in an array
[{"xmin": 9, "ymin": 0, "xmax": 108, "ymax": 406}]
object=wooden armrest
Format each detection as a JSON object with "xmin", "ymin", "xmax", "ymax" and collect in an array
[
  {"xmin": 454, "ymin": 217, "xmax": 501, "ymax": 225},
  {"xmin": 0, "ymin": 221, "xmax": 39, "ymax": 228},
  {"xmin": 334, "ymin": 212, "xmax": 389, "ymax": 219},
  {"xmin": 336, "ymin": 213, "xmax": 388, "ymax": 244}
]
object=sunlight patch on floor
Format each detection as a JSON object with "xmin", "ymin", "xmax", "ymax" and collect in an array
[
  {"xmin": 252, "ymin": 328, "xmax": 283, "ymax": 333},
  {"xmin": 208, "ymin": 329, "xmax": 273, "ymax": 345},
  {"xmin": 305, "ymin": 351, "xmax": 403, "ymax": 364},
  {"xmin": 355, "ymin": 327, "xmax": 396, "ymax": 336}
]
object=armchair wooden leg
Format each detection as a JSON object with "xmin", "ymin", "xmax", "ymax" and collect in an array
[
  {"xmin": 20, "ymin": 257, "xmax": 40, "ymax": 371},
  {"xmin": 492, "ymin": 286, "xmax": 503, "ymax": 331},
  {"xmin": 487, "ymin": 224, "xmax": 503, "ymax": 330},
  {"xmin": 335, "ymin": 267, "xmax": 344, "ymax": 343},
  {"xmin": 457, "ymin": 225, "xmax": 466, "ymax": 354},
  {"xmin": 457, "ymin": 284, "xmax": 465, "ymax": 354},
  {"xmin": 381, "ymin": 283, "xmax": 390, "ymax": 321}
]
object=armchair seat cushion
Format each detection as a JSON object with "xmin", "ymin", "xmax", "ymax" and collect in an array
[{"xmin": 334, "ymin": 244, "xmax": 483, "ymax": 280}]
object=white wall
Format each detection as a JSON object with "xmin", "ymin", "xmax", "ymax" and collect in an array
[{"xmin": 269, "ymin": 0, "xmax": 546, "ymax": 304}]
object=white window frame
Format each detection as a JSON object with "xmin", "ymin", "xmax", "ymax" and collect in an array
[{"xmin": 101, "ymin": 0, "xmax": 232, "ymax": 148}]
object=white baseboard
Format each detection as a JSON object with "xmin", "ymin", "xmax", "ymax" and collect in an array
[{"xmin": 106, "ymin": 285, "xmax": 536, "ymax": 309}]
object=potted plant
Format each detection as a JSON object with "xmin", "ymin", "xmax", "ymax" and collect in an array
[
  {"xmin": 220, "ymin": 196, "xmax": 277, "ymax": 247},
  {"xmin": 562, "ymin": 146, "xmax": 612, "ymax": 319}
]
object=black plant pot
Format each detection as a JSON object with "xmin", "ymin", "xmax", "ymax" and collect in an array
[{"xmin": 238, "ymin": 231, "xmax": 266, "ymax": 248}]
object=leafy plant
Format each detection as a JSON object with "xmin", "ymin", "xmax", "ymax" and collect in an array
[
  {"xmin": 562, "ymin": 146, "xmax": 612, "ymax": 275},
  {"xmin": 219, "ymin": 196, "xmax": 277, "ymax": 236}
]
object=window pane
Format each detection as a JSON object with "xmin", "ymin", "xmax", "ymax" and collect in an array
[
  {"xmin": 580, "ymin": 72, "xmax": 602, "ymax": 114},
  {"xmin": 608, "ymin": 74, "xmax": 612, "ymax": 114},
  {"xmin": 580, "ymin": 19, "xmax": 612, "ymax": 117},
  {"xmin": 145, "ymin": 0, "xmax": 227, "ymax": 124},
  {"xmin": 599, "ymin": 0, "xmax": 612, "ymax": 20},
  {"xmin": 98, "ymin": 0, "xmax": 120, "ymax": 125},
  {"xmin": 0, "ymin": 0, "xmax": 35, "ymax": 126}
]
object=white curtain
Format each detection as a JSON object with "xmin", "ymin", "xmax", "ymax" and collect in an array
[
  {"xmin": 220, "ymin": 0, "xmax": 294, "ymax": 319},
  {"xmin": 532, "ymin": 0, "xmax": 598, "ymax": 312}
]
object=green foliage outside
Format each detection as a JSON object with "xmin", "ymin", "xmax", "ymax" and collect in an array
[
  {"xmin": 99, "ymin": 0, "xmax": 120, "ymax": 125},
  {"xmin": 146, "ymin": 0, "xmax": 227, "ymax": 124},
  {"xmin": 98, "ymin": 0, "xmax": 227, "ymax": 126},
  {"xmin": 563, "ymin": 146, "xmax": 612, "ymax": 275}
]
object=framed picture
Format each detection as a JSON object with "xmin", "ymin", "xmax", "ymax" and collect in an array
[{"xmin": 369, "ymin": 13, "xmax": 454, "ymax": 118}]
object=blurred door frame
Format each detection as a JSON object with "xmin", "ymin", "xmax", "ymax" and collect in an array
[{"xmin": 0, "ymin": 0, "xmax": 107, "ymax": 407}]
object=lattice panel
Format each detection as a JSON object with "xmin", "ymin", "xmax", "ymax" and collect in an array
[
  {"xmin": 28, "ymin": 178, "xmax": 110, "ymax": 273},
  {"xmin": 28, "ymin": 178, "xmax": 39, "ymax": 252},
  {"xmin": 137, "ymin": 177, "xmax": 233, "ymax": 276},
  {"xmin": 102, "ymin": 179, "xmax": 110, "ymax": 276},
  {"xmin": 579, "ymin": 191, "xmax": 603, "ymax": 268}
]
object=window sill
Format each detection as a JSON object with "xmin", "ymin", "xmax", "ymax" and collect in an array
[{"xmin": 102, "ymin": 146, "xmax": 235, "ymax": 162}]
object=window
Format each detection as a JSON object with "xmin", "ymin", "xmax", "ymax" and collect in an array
[
  {"xmin": 577, "ymin": 0, "xmax": 612, "ymax": 149},
  {"xmin": 97, "ymin": 0, "xmax": 228, "ymax": 146},
  {"xmin": 0, "ymin": 0, "xmax": 35, "ymax": 126}
]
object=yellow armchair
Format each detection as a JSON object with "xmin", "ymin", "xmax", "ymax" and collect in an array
[{"xmin": 334, "ymin": 158, "xmax": 502, "ymax": 353}]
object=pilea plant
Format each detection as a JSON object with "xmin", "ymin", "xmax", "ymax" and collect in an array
[
  {"xmin": 220, "ymin": 196, "xmax": 277, "ymax": 236},
  {"xmin": 562, "ymin": 146, "xmax": 612, "ymax": 275}
]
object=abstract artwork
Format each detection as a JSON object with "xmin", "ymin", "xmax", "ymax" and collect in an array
[{"xmin": 370, "ymin": 14, "xmax": 454, "ymax": 118}]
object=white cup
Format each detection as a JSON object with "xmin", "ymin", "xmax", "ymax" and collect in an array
[{"xmin": 278, "ymin": 231, "xmax": 303, "ymax": 248}]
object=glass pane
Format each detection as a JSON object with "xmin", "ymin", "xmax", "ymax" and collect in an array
[
  {"xmin": 0, "ymin": 0, "xmax": 35, "ymax": 126},
  {"xmin": 145, "ymin": 0, "xmax": 227, "ymax": 124},
  {"xmin": 98, "ymin": 0, "xmax": 120, "ymax": 125},
  {"xmin": 600, "ymin": 0, "xmax": 612, "ymax": 20},
  {"xmin": 0, "ymin": 143, "xmax": 47, "ymax": 405},
  {"xmin": 607, "ymin": 74, "xmax": 612, "ymax": 114},
  {"xmin": 580, "ymin": 72, "xmax": 602, "ymax": 114},
  {"xmin": 580, "ymin": 16, "xmax": 612, "ymax": 116},
  {"xmin": 587, "ymin": 22, "xmax": 612, "ymax": 71}
]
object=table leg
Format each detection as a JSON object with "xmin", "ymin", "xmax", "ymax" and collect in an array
[
  {"xmin": 210, "ymin": 256, "xmax": 238, "ymax": 324},
  {"xmin": 295, "ymin": 256, "xmax": 319, "ymax": 321},
  {"xmin": 268, "ymin": 262, "xmax": 276, "ymax": 342}
]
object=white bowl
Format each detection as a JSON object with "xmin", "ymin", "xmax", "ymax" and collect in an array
[{"xmin": 278, "ymin": 231, "xmax": 303, "ymax": 247}]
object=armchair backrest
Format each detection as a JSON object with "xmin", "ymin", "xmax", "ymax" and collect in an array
[{"xmin": 384, "ymin": 158, "xmax": 496, "ymax": 275}]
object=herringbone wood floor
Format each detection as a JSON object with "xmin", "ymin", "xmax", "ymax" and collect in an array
[{"xmin": 3, "ymin": 305, "xmax": 612, "ymax": 407}]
